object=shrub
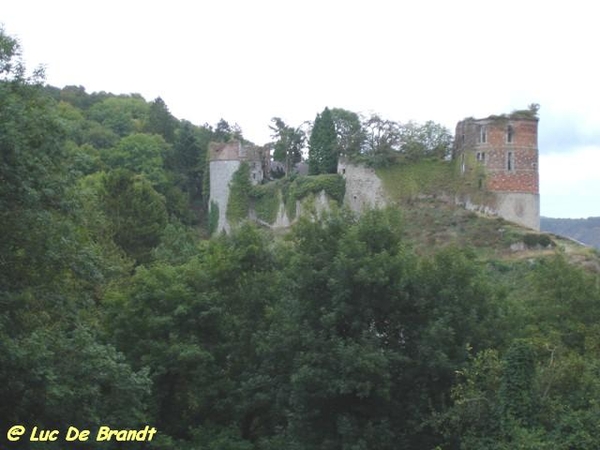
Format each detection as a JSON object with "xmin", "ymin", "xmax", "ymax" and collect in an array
[{"xmin": 523, "ymin": 233, "xmax": 554, "ymax": 249}]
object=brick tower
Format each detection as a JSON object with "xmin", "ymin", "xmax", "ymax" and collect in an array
[{"xmin": 454, "ymin": 108, "xmax": 540, "ymax": 230}]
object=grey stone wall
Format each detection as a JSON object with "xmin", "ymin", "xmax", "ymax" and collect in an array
[
  {"xmin": 252, "ymin": 190, "xmax": 334, "ymax": 230},
  {"xmin": 495, "ymin": 192, "xmax": 540, "ymax": 231},
  {"xmin": 211, "ymin": 156, "xmax": 539, "ymax": 234},
  {"xmin": 248, "ymin": 161, "xmax": 263, "ymax": 185},
  {"xmin": 462, "ymin": 192, "xmax": 540, "ymax": 231},
  {"xmin": 338, "ymin": 159, "xmax": 387, "ymax": 212},
  {"xmin": 209, "ymin": 160, "xmax": 240, "ymax": 234},
  {"xmin": 339, "ymin": 158, "xmax": 539, "ymax": 231}
]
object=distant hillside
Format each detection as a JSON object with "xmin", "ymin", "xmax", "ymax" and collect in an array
[{"xmin": 541, "ymin": 217, "xmax": 600, "ymax": 249}]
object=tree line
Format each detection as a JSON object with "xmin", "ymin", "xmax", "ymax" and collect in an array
[{"xmin": 270, "ymin": 107, "xmax": 454, "ymax": 177}]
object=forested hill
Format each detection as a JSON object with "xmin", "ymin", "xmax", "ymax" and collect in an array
[
  {"xmin": 542, "ymin": 216, "xmax": 600, "ymax": 249},
  {"xmin": 3, "ymin": 26, "xmax": 600, "ymax": 450}
]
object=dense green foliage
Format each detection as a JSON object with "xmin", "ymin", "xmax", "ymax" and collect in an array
[
  {"xmin": 376, "ymin": 157, "xmax": 492, "ymax": 207},
  {"xmin": 0, "ymin": 28, "xmax": 152, "ymax": 447},
  {"xmin": 103, "ymin": 169, "xmax": 168, "ymax": 263},
  {"xmin": 330, "ymin": 107, "xmax": 364, "ymax": 158},
  {"xmin": 360, "ymin": 115, "xmax": 453, "ymax": 167},
  {"xmin": 251, "ymin": 181, "xmax": 281, "ymax": 224},
  {"xmin": 3, "ymin": 27, "xmax": 600, "ymax": 450}
]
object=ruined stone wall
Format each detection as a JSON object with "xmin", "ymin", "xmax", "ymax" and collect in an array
[
  {"xmin": 249, "ymin": 190, "xmax": 335, "ymax": 230},
  {"xmin": 209, "ymin": 141, "xmax": 242, "ymax": 161},
  {"xmin": 462, "ymin": 192, "xmax": 540, "ymax": 230},
  {"xmin": 208, "ymin": 111, "xmax": 541, "ymax": 234},
  {"xmin": 208, "ymin": 142, "xmax": 243, "ymax": 233},
  {"xmin": 338, "ymin": 158, "xmax": 387, "ymax": 212}
]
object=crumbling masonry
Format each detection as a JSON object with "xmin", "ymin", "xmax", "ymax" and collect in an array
[{"xmin": 454, "ymin": 111, "xmax": 540, "ymax": 230}]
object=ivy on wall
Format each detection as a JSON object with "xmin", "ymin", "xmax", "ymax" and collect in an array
[
  {"xmin": 226, "ymin": 166, "xmax": 346, "ymax": 226},
  {"xmin": 208, "ymin": 200, "xmax": 219, "ymax": 234},
  {"xmin": 284, "ymin": 174, "xmax": 345, "ymax": 220},
  {"xmin": 252, "ymin": 182, "xmax": 281, "ymax": 224},
  {"xmin": 377, "ymin": 158, "xmax": 493, "ymax": 205},
  {"xmin": 226, "ymin": 162, "xmax": 251, "ymax": 224}
]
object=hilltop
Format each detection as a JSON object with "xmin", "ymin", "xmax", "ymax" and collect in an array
[
  {"xmin": 542, "ymin": 216, "xmax": 600, "ymax": 249},
  {"xmin": 372, "ymin": 159, "xmax": 599, "ymax": 271}
]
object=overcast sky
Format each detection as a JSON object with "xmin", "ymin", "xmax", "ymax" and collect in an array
[{"xmin": 3, "ymin": 0, "xmax": 599, "ymax": 218}]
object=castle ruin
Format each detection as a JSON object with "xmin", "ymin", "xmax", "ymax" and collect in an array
[
  {"xmin": 454, "ymin": 110, "xmax": 540, "ymax": 230},
  {"xmin": 209, "ymin": 109, "xmax": 541, "ymax": 234}
]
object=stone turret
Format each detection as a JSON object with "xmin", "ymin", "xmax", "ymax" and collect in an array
[{"xmin": 208, "ymin": 141, "xmax": 269, "ymax": 233}]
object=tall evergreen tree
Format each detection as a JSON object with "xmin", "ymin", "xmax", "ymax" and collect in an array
[
  {"xmin": 308, "ymin": 107, "xmax": 338, "ymax": 174},
  {"xmin": 171, "ymin": 120, "xmax": 210, "ymax": 201}
]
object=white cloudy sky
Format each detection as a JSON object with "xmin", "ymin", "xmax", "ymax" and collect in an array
[{"xmin": 3, "ymin": 0, "xmax": 599, "ymax": 218}]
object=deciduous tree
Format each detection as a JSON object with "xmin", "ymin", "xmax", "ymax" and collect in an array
[
  {"xmin": 270, "ymin": 117, "xmax": 305, "ymax": 176},
  {"xmin": 331, "ymin": 107, "xmax": 364, "ymax": 158}
]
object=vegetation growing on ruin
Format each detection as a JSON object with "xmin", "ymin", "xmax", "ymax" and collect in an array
[
  {"xmin": 226, "ymin": 162, "xmax": 252, "ymax": 224},
  {"xmin": 251, "ymin": 181, "xmax": 281, "ymax": 224},
  {"xmin": 284, "ymin": 173, "xmax": 345, "ymax": 219},
  {"xmin": 226, "ymin": 171, "xmax": 346, "ymax": 225},
  {"xmin": 208, "ymin": 200, "xmax": 220, "ymax": 234},
  {"xmin": 485, "ymin": 103, "xmax": 540, "ymax": 122},
  {"xmin": 376, "ymin": 155, "xmax": 492, "ymax": 206},
  {"xmin": 377, "ymin": 158, "xmax": 458, "ymax": 199}
]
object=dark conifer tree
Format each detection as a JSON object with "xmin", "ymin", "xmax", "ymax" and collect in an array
[{"xmin": 308, "ymin": 107, "xmax": 338, "ymax": 174}]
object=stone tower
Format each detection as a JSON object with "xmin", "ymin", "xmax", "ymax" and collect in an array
[
  {"xmin": 208, "ymin": 141, "xmax": 269, "ymax": 234},
  {"xmin": 454, "ymin": 109, "xmax": 540, "ymax": 230}
]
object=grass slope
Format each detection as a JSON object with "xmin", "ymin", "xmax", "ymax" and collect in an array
[{"xmin": 375, "ymin": 160, "xmax": 600, "ymax": 271}]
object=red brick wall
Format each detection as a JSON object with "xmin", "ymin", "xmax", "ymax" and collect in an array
[
  {"xmin": 455, "ymin": 117, "xmax": 539, "ymax": 194},
  {"xmin": 487, "ymin": 171, "xmax": 538, "ymax": 193}
]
